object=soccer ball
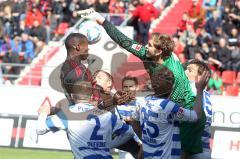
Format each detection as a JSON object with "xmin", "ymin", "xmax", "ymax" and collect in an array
[{"xmin": 78, "ymin": 19, "xmax": 102, "ymax": 44}]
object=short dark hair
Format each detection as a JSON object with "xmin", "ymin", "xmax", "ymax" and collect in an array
[
  {"xmin": 122, "ymin": 76, "xmax": 138, "ymax": 87},
  {"xmin": 65, "ymin": 33, "xmax": 88, "ymax": 52},
  {"xmin": 185, "ymin": 59, "xmax": 211, "ymax": 76},
  {"xmin": 150, "ymin": 66, "xmax": 175, "ymax": 98}
]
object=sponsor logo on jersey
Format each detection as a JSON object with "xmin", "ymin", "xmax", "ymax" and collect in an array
[
  {"xmin": 177, "ymin": 107, "xmax": 184, "ymax": 119},
  {"xmin": 131, "ymin": 44, "xmax": 142, "ymax": 51}
]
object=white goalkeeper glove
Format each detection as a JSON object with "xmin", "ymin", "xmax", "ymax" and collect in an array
[{"xmin": 77, "ymin": 8, "xmax": 105, "ymax": 25}]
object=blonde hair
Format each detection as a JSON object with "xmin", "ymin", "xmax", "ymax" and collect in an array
[
  {"xmin": 150, "ymin": 33, "xmax": 175, "ymax": 57},
  {"xmin": 4, "ymin": 6, "xmax": 12, "ymax": 16}
]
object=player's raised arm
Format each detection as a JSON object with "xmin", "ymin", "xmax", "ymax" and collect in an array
[
  {"xmin": 192, "ymin": 70, "xmax": 210, "ymax": 118},
  {"xmin": 77, "ymin": 9, "xmax": 147, "ymax": 60},
  {"xmin": 36, "ymin": 103, "xmax": 68, "ymax": 135}
]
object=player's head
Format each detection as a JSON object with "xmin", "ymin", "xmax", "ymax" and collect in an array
[
  {"xmin": 61, "ymin": 60, "xmax": 96, "ymax": 103},
  {"xmin": 184, "ymin": 59, "xmax": 211, "ymax": 82},
  {"xmin": 65, "ymin": 33, "xmax": 89, "ymax": 60},
  {"xmin": 147, "ymin": 33, "xmax": 175, "ymax": 59},
  {"xmin": 150, "ymin": 66, "xmax": 175, "ymax": 98},
  {"xmin": 122, "ymin": 76, "xmax": 138, "ymax": 98},
  {"xmin": 93, "ymin": 70, "xmax": 114, "ymax": 93}
]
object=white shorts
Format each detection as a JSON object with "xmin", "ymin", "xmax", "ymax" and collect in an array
[{"xmin": 119, "ymin": 150, "xmax": 135, "ymax": 159}]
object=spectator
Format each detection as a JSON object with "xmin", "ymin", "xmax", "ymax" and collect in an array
[
  {"xmin": 179, "ymin": 23, "xmax": 197, "ymax": 45},
  {"xmin": 205, "ymin": 9, "xmax": 222, "ymax": 35},
  {"xmin": 212, "ymin": 26, "xmax": 228, "ymax": 45},
  {"xmin": 11, "ymin": 0, "xmax": 26, "ymax": 19},
  {"xmin": 68, "ymin": 0, "xmax": 80, "ymax": 14},
  {"xmin": 177, "ymin": 12, "xmax": 192, "ymax": 33},
  {"xmin": 96, "ymin": 0, "xmax": 110, "ymax": 13},
  {"xmin": 197, "ymin": 27, "xmax": 212, "ymax": 46},
  {"xmin": 208, "ymin": 46, "xmax": 223, "ymax": 71},
  {"xmin": 229, "ymin": 0, "xmax": 240, "ymax": 28},
  {"xmin": 183, "ymin": 38, "xmax": 201, "ymax": 60},
  {"xmin": 2, "ymin": 5, "xmax": 14, "ymax": 37},
  {"xmin": 132, "ymin": 0, "xmax": 159, "ymax": 45},
  {"xmin": 173, "ymin": 35, "xmax": 185, "ymax": 63},
  {"xmin": 18, "ymin": 33, "xmax": 35, "ymax": 63},
  {"xmin": 188, "ymin": 0, "xmax": 206, "ymax": 30},
  {"xmin": 0, "ymin": 20, "xmax": 4, "ymax": 39},
  {"xmin": 38, "ymin": 0, "xmax": 52, "ymax": 17},
  {"xmin": 228, "ymin": 27, "xmax": 240, "ymax": 47},
  {"xmin": 25, "ymin": 4, "xmax": 43, "ymax": 28},
  {"xmin": 194, "ymin": 51, "xmax": 205, "ymax": 62},
  {"xmin": 0, "ymin": 35, "xmax": 16, "ymax": 56},
  {"xmin": 10, "ymin": 36, "xmax": 21, "ymax": 55},
  {"xmin": 207, "ymin": 71, "xmax": 222, "ymax": 95},
  {"xmin": 221, "ymin": 0, "xmax": 235, "ymax": 7},
  {"xmin": 29, "ymin": 19, "xmax": 47, "ymax": 54},
  {"xmin": 52, "ymin": 0, "xmax": 65, "ymax": 26},
  {"xmin": 216, "ymin": 38, "xmax": 232, "ymax": 71},
  {"xmin": 0, "ymin": 0, "xmax": 16, "ymax": 14},
  {"xmin": 44, "ymin": 8, "xmax": 57, "ymax": 42},
  {"xmin": 11, "ymin": 0, "xmax": 26, "ymax": 37},
  {"xmin": 201, "ymin": 42, "xmax": 211, "ymax": 60},
  {"xmin": 79, "ymin": 0, "xmax": 96, "ymax": 10},
  {"xmin": 202, "ymin": 0, "xmax": 217, "ymax": 19},
  {"xmin": 69, "ymin": 11, "xmax": 78, "ymax": 26},
  {"xmin": 230, "ymin": 46, "xmax": 240, "ymax": 72},
  {"xmin": 221, "ymin": 5, "xmax": 236, "ymax": 36},
  {"xmin": 1, "ymin": 45, "xmax": 20, "ymax": 83},
  {"xmin": 16, "ymin": 20, "xmax": 30, "ymax": 37}
]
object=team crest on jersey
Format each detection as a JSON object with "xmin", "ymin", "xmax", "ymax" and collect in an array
[
  {"xmin": 177, "ymin": 107, "xmax": 184, "ymax": 119},
  {"xmin": 131, "ymin": 44, "xmax": 142, "ymax": 51}
]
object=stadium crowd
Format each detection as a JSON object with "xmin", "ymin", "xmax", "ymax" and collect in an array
[
  {"xmin": 174, "ymin": 0, "xmax": 240, "ymax": 95},
  {"xmin": 0, "ymin": 0, "xmax": 168, "ymax": 84}
]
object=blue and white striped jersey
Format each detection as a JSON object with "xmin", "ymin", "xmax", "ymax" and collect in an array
[
  {"xmin": 116, "ymin": 100, "xmax": 137, "ymax": 120},
  {"xmin": 135, "ymin": 96, "xmax": 198, "ymax": 159},
  {"xmin": 202, "ymin": 90, "xmax": 212, "ymax": 151},
  {"xmin": 37, "ymin": 103, "xmax": 135, "ymax": 159}
]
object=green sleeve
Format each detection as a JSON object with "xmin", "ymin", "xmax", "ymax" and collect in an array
[
  {"xmin": 102, "ymin": 20, "xmax": 147, "ymax": 60},
  {"xmin": 208, "ymin": 79, "xmax": 214, "ymax": 89},
  {"xmin": 214, "ymin": 79, "xmax": 222, "ymax": 89},
  {"xmin": 163, "ymin": 55, "xmax": 195, "ymax": 109}
]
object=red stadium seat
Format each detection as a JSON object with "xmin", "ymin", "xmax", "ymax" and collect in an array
[
  {"xmin": 55, "ymin": 22, "xmax": 69, "ymax": 35},
  {"xmin": 236, "ymin": 72, "xmax": 240, "ymax": 84},
  {"xmin": 225, "ymin": 85, "xmax": 239, "ymax": 96},
  {"xmin": 221, "ymin": 71, "xmax": 236, "ymax": 85}
]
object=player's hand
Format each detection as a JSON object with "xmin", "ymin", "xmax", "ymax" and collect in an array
[
  {"xmin": 113, "ymin": 90, "xmax": 131, "ymax": 105},
  {"xmin": 77, "ymin": 8, "xmax": 105, "ymax": 25},
  {"xmin": 195, "ymin": 70, "xmax": 210, "ymax": 91}
]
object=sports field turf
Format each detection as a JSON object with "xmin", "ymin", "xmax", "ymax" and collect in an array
[{"xmin": 0, "ymin": 147, "xmax": 119, "ymax": 159}]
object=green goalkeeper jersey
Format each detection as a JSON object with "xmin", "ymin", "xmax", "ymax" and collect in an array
[{"xmin": 102, "ymin": 20, "xmax": 205, "ymax": 154}]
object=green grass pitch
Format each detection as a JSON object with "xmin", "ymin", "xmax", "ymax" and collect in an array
[{"xmin": 0, "ymin": 147, "xmax": 119, "ymax": 159}]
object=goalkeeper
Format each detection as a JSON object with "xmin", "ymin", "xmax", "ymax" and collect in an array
[{"xmin": 78, "ymin": 9, "xmax": 206, "ymax": 157}]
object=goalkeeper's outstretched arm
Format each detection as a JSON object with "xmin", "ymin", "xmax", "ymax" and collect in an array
[{"xmin": 77, "ymin": 9, "xmax": 148, "ymax": 60}]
